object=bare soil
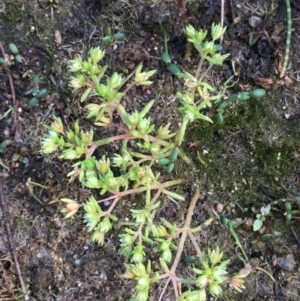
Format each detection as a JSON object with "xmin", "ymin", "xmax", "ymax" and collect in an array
[{"xmin": 1, "ymin": 0, "xmax": 300, "ymax": 300}]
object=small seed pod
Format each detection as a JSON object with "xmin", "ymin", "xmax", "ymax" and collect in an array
[
  {"xmin": 9, "ymin": 43, "xmax": 19, "ymax": 55},
  {"xmin": 170, "ymin": 149, "xmax": 178, "ymax": 162},
  {"xmin": 102, "ymin": 36, "xmax": 112, "ymax": 43},
  {"xmin": 32, "ymin": 87, "xmax": 39, "ymax": 96},
  {"xmin": 285, "ymin": 202, "xmax": 292, "ymax": 211},
  {"xmin": 250, "ymin": 88, "xmax": 265, "ymax": 99},
  {"xmin": 29, "ymin": 97, "xmax": 39, "ymax": 107},
  {"xmin": 166, "ymin": 162, "xmax": 174, "ymax": 173},
  {"xmin": 218, "ymin": 101, "xmax": 229, "ymax": 110},
  {"xmin": 228, "ymin": 94, "xmax": 238, "ymax": 102},
  {"xmin": 157, "ymin": 158, "xmax": 170, "ymax": 166},
  {"xmin": 272, "ymin": 231, "xmax": 282, "ymax": 238},
  {"xmin": 168, "ymin": 64, "xmax": 180, "ymax": 75},
  {"xmin": 32, "ymin": 75, "xmax": 39, "ymax": 85},
  {"xmin": 217, "ymin": 112, "xmax": 224, "ymax": 123},
  {"xmin": 184, "ymin": 255, "xmax": 196, "ymax": 264},
  {"xmin": 262, "ymin": 234, "xmax": 272, "ymax": 241},
  {"xmin": 15, "ymin": 55, "xmax": 23, "ymax": 63},
  {"xmin": 238, "ymin": 92, "xmax": 250, "ymax": 101},
  {"xmin": 0, "ymin": 140, "xmax": 8, "ymax": 150},
  {"xmin": 161, "ymin": 52, "xmax": 172, "ymax": 65},
  {"xmin": 113, "ymin": 32, "xmax": 125, "ymax": 41},
  {"xmin": 37, "ymin": 88, "xmax": 48, "ymax": 98},
  {"xmin": 285, "ymin": 212, "xmax": 292, "ymax": 221}
]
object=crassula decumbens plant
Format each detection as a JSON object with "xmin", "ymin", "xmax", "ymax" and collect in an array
[{"xmin": 41, "ymin": 24, "xmax": 258, "ymax": 300}]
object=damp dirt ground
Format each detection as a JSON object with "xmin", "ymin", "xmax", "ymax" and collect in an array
[{"xmin": 1, "ymin": 0, "xmax": 300, "ymax": 300}]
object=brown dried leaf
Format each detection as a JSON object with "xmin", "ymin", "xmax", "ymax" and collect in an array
[{"xmin": 271, "ymin": 23, "xmax": 285, "ymax": 44}]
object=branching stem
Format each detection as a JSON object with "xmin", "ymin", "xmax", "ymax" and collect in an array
[{"xmin": 158, "ymin": 189, "xmax": 213, "ymax": 300}]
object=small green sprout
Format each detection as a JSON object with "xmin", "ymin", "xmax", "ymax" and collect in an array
[
  {"xmin": 9, "ymin": 43, "xmax": 19, "ymax": 55},
  {"xmin": 102, "ymin": 28, "xmax": 126, "ymax": 43},
  {"xmin": 0, "ymin": 42, "xmax": 24, "ymax": 64},
  {"xmin": 29, "ymin": 75, "xmax": 48, "ymax": 107},
  {"xmin": 160, "ymin": 34, "xmax": 181, "ymax": 75},
  {"xmin": 8, "ymin": 43, "xmax": 24, "ymax": 63},
  {"xmin": 193, "ymin": 247, "xmax": 229, "ymax": 297},
  {"xmin": 253, "ymin": 204, "xmax": 271, "ymax": 232}
]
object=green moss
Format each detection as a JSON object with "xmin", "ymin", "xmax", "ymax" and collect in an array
[
  {"xmin": 1, "ymin": 1, "xmax": 24, "ymax": 24},
  {"xmin": 186, "ymin": 91, "xmax": 300, "ymax": 207}
]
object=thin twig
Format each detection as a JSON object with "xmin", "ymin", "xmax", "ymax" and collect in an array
[
  {"xmin": 0, "ymin": 41, "xmax": 6, "ymax": 61},
  {"xmin": 0, "ymin": 179, "xmax": 29, "ymax": 300},
  {"xmin": 187, "ymin": 231, "xmax": 202, "ymax": 257},
  {"xmin": 220, "ymin": 0, "xmax": 224, "ymax": 44},
  {"xmin": 7, "ymin": 70, "xmax": 17, "ymax": 130},
  {"xmin": 194, "ymin": 55, "xmax": 205, "ymax": 82},
  {"xmin": 0, "ymin": 41, "xmax": 17, "ymax": 130},
  {"xmin": 290, "ymin": 226, "xmax": 300, "ymax": 246},
  {"xmin": 280, "ymin": 0, "xmax": 292, "ymax": 78}
]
